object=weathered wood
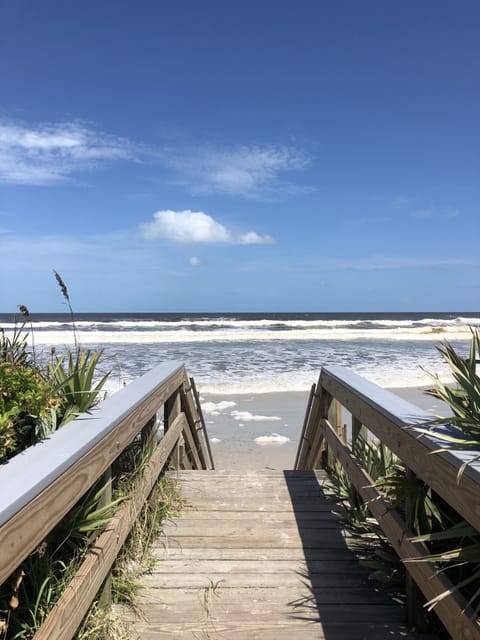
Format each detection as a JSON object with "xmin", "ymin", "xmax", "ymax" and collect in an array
[
  {"xmin": 131, "ymin": 590, "xmax": 402, "ymax": 618},
  {"xmin": 126, "ymin": 470, "xmax": 432, "ymax": 640},
  {"xmin": 150, "ymin": 558, "xmax": 359, "ymax": 573},
  {"xmin": 115, "ymin": 622, "xmax": 429, "ymax": 640},
  {"xmin": 320, "ymin": 413, "xmax": 480, "ymax": 640},
  {"xmin": 320, "ymin": 366, "xmax": 480, "ymax": 533},
  {"xmin": 351, "ymin": 415, "xmax": 363, "ymax": 446},
  {"xmin": 33, "ymin": 412, "xmax": 187, "ymax": 640},
  {"xmin": 181, "ymin": 417, "xmax": 203, "ymax": 469},
  {"xmin": 190, "ymin": 376, "xmax": 215, "ymax": 469},
  {"xmin": 295, "ymin": 366, "xmax": 480, "ymax": 639},
  {"xmin": 180, "ymin": 447, "xmax": 192, "ymax": 469},
  {"xmin": 180, "ymin": 384, "xmax": 210, "ymax": 470},
  {"xmin": 294, "ymin": 383, "xmax": 316, "ymax": 469},
  {"xmin": 0, "ymin": 362, "xmax": 186, "ymax": 584}
]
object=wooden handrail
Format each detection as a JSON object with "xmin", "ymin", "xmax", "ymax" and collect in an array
[
  {"xmin": 0, "ymin": 361, "xmax": 213, "ymax": 639},
  {"xmin": 295, "ymin": 365, "xmax": 480, "ymax": 640}
]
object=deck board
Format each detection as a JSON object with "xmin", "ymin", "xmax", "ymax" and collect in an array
[{"xmin": 121, "ymin": 470, "xmax": 432, "ymax": 639}]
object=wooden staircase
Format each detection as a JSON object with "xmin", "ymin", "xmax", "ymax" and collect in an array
[{"xmin": 121, "ymin": 470, "xmax": 431, "ymax": 639}]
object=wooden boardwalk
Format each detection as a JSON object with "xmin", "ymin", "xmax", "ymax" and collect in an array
[{"xmin": 123, "ymin": 470, "xmax": 432, "ymax": 639}]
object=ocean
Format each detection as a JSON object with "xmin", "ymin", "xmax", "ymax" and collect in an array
[{"xmin": 1, "ymin": 311, "xmax": 477, "ymax": 395}]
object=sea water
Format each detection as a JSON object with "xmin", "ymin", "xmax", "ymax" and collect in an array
[{"xmin": 1, "ymin": 312, "xmax": 477, "ymax": 394}]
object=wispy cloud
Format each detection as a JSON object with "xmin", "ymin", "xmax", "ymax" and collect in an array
[
  {"xmin": 161, "ymin": 143, "xmax": 311, "ymax": 199},
  {"xmin": 189, "ymin": 256, "xmax": 201, "ymax": 266},
  {"xmin": 390, "ymin": 196, "xmax": 460, "ymax": 220},
  {"xmin": 333, "ymin": 255, "xmax": 480, "ymax": 270},
  {"xmin": 0, "ymin": 119, "xmax": 135, "ymax": 185},
  {"xmin": 411, "ymin": 207, "xmax": 460, "ymax": 219},
  {"xmin": 140, "ymin": 209, "xmax": 275, "ymax": 245}
]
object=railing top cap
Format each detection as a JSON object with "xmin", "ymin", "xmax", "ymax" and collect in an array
[
  {"xmin": 322, "ymin": 365, "xmax": 432, "ymax": 426},
  {"xmin": 321, "ymin": 364, "xmax": 480, "ymax": 482}
]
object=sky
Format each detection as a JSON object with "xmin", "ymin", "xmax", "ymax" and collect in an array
[{"xmin": 0, "ymin": 0, "xmax": 479, "ymax": 312}]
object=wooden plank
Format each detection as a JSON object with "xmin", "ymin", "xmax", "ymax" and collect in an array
[
  {"xmin": 119, "ymin": 624, "xmax": 426, "ymax": 640},
  {"xmin": 136, "ymin": 584, "xmax": 392, "ymax": 604},
  {"xmin": 305, "ymin": 390, "xmax": 331, "ymax": 470},
  {"xmin": 119, "ymin": 593, "xmax": 405, "ymax": 624},
  {"xmin": 141, "ymin": 573, "xmax": 372, "ymax": 589},
  {"xmin": 320, "ymin": 414, "xmax": 480, "ymax": 640},
  {"xmin": 169, "ymin": 470, "xmax": 328, "ymax": 478},
  {"xmin": 320, "ymin": 366, "xmax": 480, "ymax": 533},
  {"xmin": 180, "ymin": 453, "xmax": 192, "ymax": 470},
  {"xmin": 131, "ymin": 470, "xmax": 432, "ymax": 640},
  {"xmin": 0, "ymin": 362, "xmax": 186, "ymax": 584},
  {"xmin": 32, "ymin": 412, "xmax": 186, "ymax": 640},
  {"xmin": 167, "ymin": 511, "xmax": 340, "ymax": 523},
  {"xmin": 149, "ymin": 558, "xmax": 359, "ymax": 573},
  {"xmin": 294, "ymin": 382, "xmax": 316, "ymax": 469},
  {"xmin": 181, "ymin": 419, "xmax": 202, "ymax": 469},
  {"xmin": 180, "ymin": 385, "xmax": 209, "ymax": 470},
  {"xmin": 153, "ymin": 547, "xmax": 360, "ymax": 561},
  {"xmin": 178, "ymin": 489, "xmax": 334, "ymax": 500},
  {"xmin": 190, "ymin": 376, "xmax": 215, "ymax": 469},
  {"xmin": 162, "ymin": 499, "xmax": 335, "ymax": 512},
  {"xmin": 115, "ymin": 618, "xmax": 428, "ymax": 640},
  {"xmin": 158, "ymin": 532, "xmax": 349, "ymax": 549}
]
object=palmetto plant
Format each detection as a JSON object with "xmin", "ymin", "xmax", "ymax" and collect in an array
[
  {"xmin": 406, "ymin": 329, "xmax": 480, "ymax": 613},
  {"xmin": 2, "ymin": 482, "xmax": 122, "ymax": 639},
  {"xmin": 49, "ymin": 349, "xmax": 109, "ymax": 423},
  {"xmin": 420, "ymin": 329, "xmax": 480, "ymax": 461},
  {"xmin": 0, "ymin": 274, "xmax": 115, "ymax": 637},
  {"xmin": 328, "ymin": 434, "xmax": 399, "ymax": 534}
]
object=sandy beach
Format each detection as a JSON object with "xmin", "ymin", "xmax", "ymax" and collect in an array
[{"xmin": 200, "ymin": 386, "xmax": 451, "ymax": 471}]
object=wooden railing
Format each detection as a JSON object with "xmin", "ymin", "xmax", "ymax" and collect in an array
[
  {"xmin": 0, "ymin": 361, "xmax": 213, "ymax": 640},
  {"xmin": 295, "ymin": 365, "xmax": 480, "ymax": 640}
]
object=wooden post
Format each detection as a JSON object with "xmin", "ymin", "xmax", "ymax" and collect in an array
[
  {"xmin": 405, "ymin": 467, "xmax": 428, "ymax": 630},
  {"xmin": 141, "ymin": 415, "xmax": 157, "ymax": 453},
  {"xmin": 164, "ymin": 389, "xmax": 181, "ymax": 468},
  {"xmin": 352, "ymin": 416, "xmax": 362, "ymax": 448},
  {"xmin": 326, "ymin": 395, "xmax": 340, "ymax": 469},
  {"xmin": 295, "ymin": 384, "xmax": 316, "ymax": 469},
  {"xmin": 98, "ymin": 466, "xmax": 112, "ymax": 608},
  {"xmin": 190, "ymin": 377, "xmax": 214, "ymax": 470}
]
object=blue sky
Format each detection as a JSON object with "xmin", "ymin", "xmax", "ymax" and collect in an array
[{"xmin": 0, "ymin": 0, "xmax": 478, "ymax": 312}]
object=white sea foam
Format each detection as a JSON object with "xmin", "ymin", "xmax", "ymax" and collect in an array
[
  {"xmin": 2, "ymin": 315, "xmax": 479, "ymax": 331},
  {"xmin": 210, "ymin": 437, "xmax": 221, "ymax": 444},
  {"xmin": 231, "ymin": 410, "xmax": 281, "ymax": 422},
  {"xmin": 255, "ymin": 433, "xmax": 291, "ymax": 446},
  {"xmin": 13, "ymin": 325, "xmax": 475, "ymax": 346},
  {"xmin": 202, "ymin": 400, "xmax": 237, "ymax": 414},
  {"xmin": 1, "ymin": 313, "xmax": 471, "ymax": 396}
]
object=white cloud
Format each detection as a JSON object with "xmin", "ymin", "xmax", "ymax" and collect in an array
[
  {"xmin": 163, "ymin": 143, "xmax": 310, "ymax": 199},
  {"xmin": 0, "ymin": 119, "xmax": 135, "ymax": 185},
  {"xmin": 141, "ymin": 210, "xmax": 230, "ymax": 243},
  {"xmin": 189, "ymin": 256, "xmax": 201, "ymax": 266},
  {"xmin": 238, "ymin": 231, "xmax": 274, "ymax": 245},
  {"xmin": 140, "ymin": 209, "xmax": 275, "ymax": 245}
]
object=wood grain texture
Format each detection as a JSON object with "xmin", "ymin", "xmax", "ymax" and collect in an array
[
  {"xmin": 33, "ymin": 412, "xmax": 187, "ymax": 640},
  {"xmin": 320, "ymin": 415, "xmax": 480, "ymax": 640},
  {"xmin": 123, "ymin": 470, "xmax": 433, "ymax": 640},
  {"xmin": 0, "ymin": 363, "xmax": 187, "ymax": 584},
  {"xmin": 320, "ymin": 366, "xmax": 480, "ymax": 533},
  {"xmin": 297, "ymin": 366, "xmax": 480, "ymax": 639}
]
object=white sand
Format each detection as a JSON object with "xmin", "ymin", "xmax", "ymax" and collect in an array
[{"xmin": 200, "ymin": 386, "xmax": 451, "ymax": 471}]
